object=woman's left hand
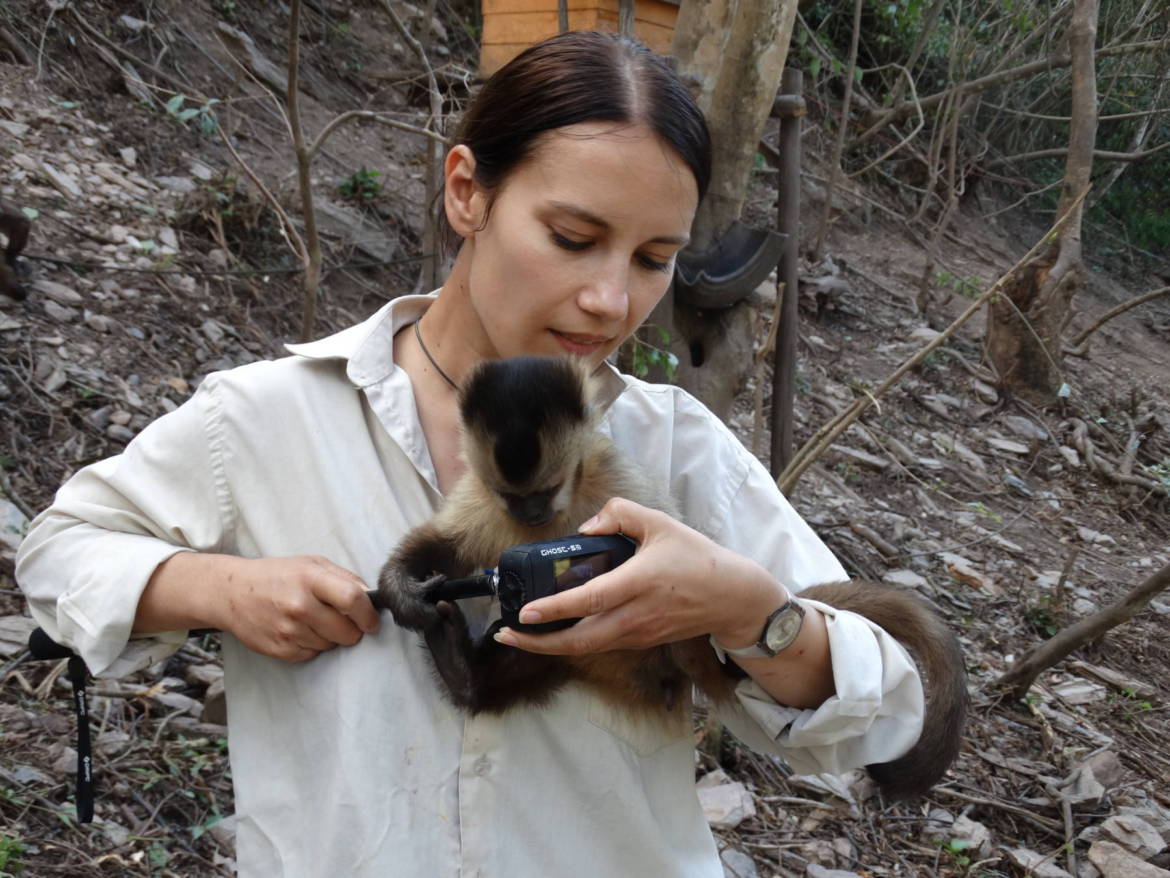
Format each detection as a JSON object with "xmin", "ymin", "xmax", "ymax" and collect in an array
[{"xmin": 494, "ymin": 497, "xmax": 783, "ymax": 655}]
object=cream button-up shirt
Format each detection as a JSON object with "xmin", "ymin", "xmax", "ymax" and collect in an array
[{"xmin": 17, "ymin": 295, "xmax": 924, "ymax": 877}]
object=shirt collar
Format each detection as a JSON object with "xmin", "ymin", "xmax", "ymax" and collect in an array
[{"xmin": 283, "ymin": 293, "xmax": 436, "ymax": 388}]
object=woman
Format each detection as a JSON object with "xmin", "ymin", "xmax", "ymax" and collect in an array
[{"xmin": 17, "ymin": 31, "xmax": 923, "ymax": 877}]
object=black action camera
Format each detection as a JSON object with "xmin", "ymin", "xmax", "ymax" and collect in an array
[{"xmin": 495, "ymin": 533, "xmax": 638, "ymax": 633}]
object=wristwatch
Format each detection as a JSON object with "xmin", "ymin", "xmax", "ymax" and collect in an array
[{"xmin": 710, "ymin": 596, "xmax": 806, "ymax": 661}]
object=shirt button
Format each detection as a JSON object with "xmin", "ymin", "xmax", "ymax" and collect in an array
[{"xmin": 473, "ymin": 756, "xmax": 491, "ymax": 776}]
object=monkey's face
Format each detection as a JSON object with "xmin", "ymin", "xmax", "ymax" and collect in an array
[
  {"xmin": 461, "ymin": 356, "xmax": 595, "ymax": 529},
  {"xmin": 475, "ymin": 426, "xmax": 587, "ymax": 528}
]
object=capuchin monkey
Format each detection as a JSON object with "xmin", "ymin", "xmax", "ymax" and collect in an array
[
  {"xmin": 378, "ymin": 355, "xmax": 968, "ymax": 799},
  {"xmin": 0, "ymin": 202, "xmax": 30, "ymax": 301}
]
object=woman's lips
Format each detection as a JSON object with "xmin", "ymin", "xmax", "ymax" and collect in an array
[{"xmin": 552, "ymin": 330, "xmax": 610, "ymax": 355}]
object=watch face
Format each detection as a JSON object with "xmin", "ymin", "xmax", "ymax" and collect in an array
[{"xmin": 764, "ymin": 606, "xmax": 803, "ymax": 652}]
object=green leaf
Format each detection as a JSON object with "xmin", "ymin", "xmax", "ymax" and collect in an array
[
  {"xmin": 810, "ymin": 56, "xmax": 822, "ymax": 79},
  {"xmin": 165, "ymin": 94, "xmax": 185, "ymax": 114},
  {"xmin": 177, "ymin": 108, "xmax": 201, "ymax": 122},
  {"xmin": 20, "ymin": 207, "xmax": 39, "ymax": 220}
]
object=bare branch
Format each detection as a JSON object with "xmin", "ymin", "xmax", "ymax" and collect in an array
[
  {"xmin": 1067, "ymin": 286, "xmax": 1170, "ymax": 350},
  {"xmin": 986, "ymin": 139, "xmax": 1170, "ymax": 168},
  {"xmin": 308, "ymin": 110, "xmax": 449, "ymax": 160},
  {"xmin": 867, "ymin": 38, "xmax": 1169, "ymax": 130},
  {"xmin": 813, "ymin": 0, "xmax": 863, "ymax": 261},
  {"xmin": 996, "ymin": 562, "xmax": 1170, "ymax": 699}
]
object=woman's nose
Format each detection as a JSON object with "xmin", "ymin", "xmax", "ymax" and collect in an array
[{"xmin": 577, "ymin": 259, "xmax": 630, "ymax": 322}]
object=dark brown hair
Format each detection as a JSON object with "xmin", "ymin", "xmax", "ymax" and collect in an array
[{"xmin": 440, "ymin": 30, "xmax": 711, "ymax": 250}]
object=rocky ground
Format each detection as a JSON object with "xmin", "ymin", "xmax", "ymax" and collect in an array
[{"xmin": 2, "ymin": 3, "xmax": 1170, "ymax": 877}]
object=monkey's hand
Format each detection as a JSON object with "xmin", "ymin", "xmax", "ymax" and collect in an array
[{"xmin": 377, "ymin": 566, "xmax": 448, "ymax": 632}]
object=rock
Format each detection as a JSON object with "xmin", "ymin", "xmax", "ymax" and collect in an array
[
  {"xmin": 1087, "ymin": 841, "xmax": 1170, "ymax": 877},
  {"xmin": 315, "ymin": 201, "xmax": 399, "ymax": 263},
  {"xmin": 1100, "ymin": 815, "xmax": 1168, "ymax": 860},
  {"xmin": 40, "ymin": 161, "xmax": 83, "ymax": 198},
  {"xmin": 84, "ymin": 311, "xmax": 114, "ymax": 333},
  {"xmin": 186, "ymin": 663, "xmax": 224, "ymax": 687},
  {"xmin": 971, "ymin": 378, "xmax": 998, "ymax": 403},
  {"xmin": 1059, "ymin": 446, "xmax": 1083, "ymax": 468},
  {"xmin": 882, "ymin": 569, "xmax": 930, "ymax": 588},
  {"xmin": 51, "ymin": 745, "xmax": 80, "ymax": 775},
  {"xmin": 119, "ymin": 146, "xmax": 138, "ymax": 167},
  {"xmin": 949, "ymin": 814, "xmax": 993, "ymax": 858},
  {"xmin": 33, "ymin": 279, "xmax": 84, "ymax": 304},
  {"xmin": 43, "ymin": 300, "xmax": 79, "ymax": 322},
  {"xmin": 93, "ymin": 162, "xmax": 149, "ymax": 196},
  {"xmin": 0, "ymin": 313, "xmax": 23, "ymax": 331},
  {"xmin": 1052, "ymin": 679, "xmax": 1107, "ymax": 704},
  {"xmin": 155, "ymin": 176, "xmax": 197, "ymax": 193},
  {"xmin": 216, "ymin": 22, "xmax": 289, "ymax": 93},
  {"xmin": 0, "ymin": 495, "xmax": 30, "ymax": 550},
  {"xmin": 158, "ymin": 227, "xmax": 179, "ymax": 250},
  {"xmin": 1004, "ymin": 848, "xmax": 1074, "ymax": 878},
  {"xmin": 109, "ymin": 409, "xmax": 132, "ymax": 425},
  {"xmin": 1058, "ymin": 751, "xmax": 1125, "ymax": 804},
  {"xmin": 721, "ymin": 846, "xmax": 759, "ymax": 878},
  {"xmin": 0, "ymin": 614, "xmax": 37, "ymax": 654},
  {"xmin": 202, "ymin": 678, "xmax": 228, "ymax": 725},
  {"xmin": 806, "ymin": 867, "xmax": 864, "ymax": 878},
  {"xmin": 910, "ymin": 326, "xmax": 940, "ymax": 342},
  {"xmin": 97, "ymin": 819, "xmax": 131, "ymax": 846},
  {"xmin": 987, "ymin": 436, "xmax": 1031, "ymax": 454},
  {"xmin": 1077, "ymin": 527, "xmax": 1117, "ymax": 547},
  {"xmin": 1003, "ymin": 415, "xmax": 1049, "ymax": 440},
  {"xmin": 696, "ymin": 771, "xmax": 756, "ymax": 829},
  {"xmin": 0, "ymin": 120, "xmax": 30, "ymax": 139},
  {"xmin": 151, "ymin": 690, "xmax": 203, "ymax": 716},
  {"xmin": 95, "ymin": 729, "xmax": 132, "ymax": 756},
  {"xmin": 940, "ymin": 552, "xmax": 999, "ymax": 593},
  {"xmin": 107, "ymin": 424, "xmax": 136, "ymax": 442},
  {"xmin": 108, "ymin": 224, "xmax": 131, "ymax": 243},
  {"xmin": 1069, "ymin": 661, "xmax": 1156, "ymax": 699},
  {"xmin": 828, "ymin": 445, "xmax": 889, "ymax": 471},
  {"xmin": 119, "ymin": 13, "xmax": 150, "ymax": 30},
  {"xmin": 9, "ymin": 763, "xmax": 53, "ymax": 786}
]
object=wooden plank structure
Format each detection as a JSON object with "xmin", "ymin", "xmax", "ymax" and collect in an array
[{"xmin": 479, "ymin": 0, "xmax": 680, "ymax": 77}]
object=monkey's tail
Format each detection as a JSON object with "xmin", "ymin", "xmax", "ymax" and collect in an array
[{"xmin": 799, "ymin": 581, "xmax": 969, "ymax": 800}]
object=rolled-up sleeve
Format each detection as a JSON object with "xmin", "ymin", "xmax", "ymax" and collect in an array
[
  {"xmin": 15, "ymin": 376, "xmax": 232, "ymax": 677},
  {"xmin": 708, "ymin": 454, "xmax": 925, "ymax": 773},
  {"xmin": 652, "ymin": 387, "xmax": 925, "ymax": 774}
]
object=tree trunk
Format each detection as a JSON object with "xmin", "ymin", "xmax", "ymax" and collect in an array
[
  {"xmin": 986, "ymin": 0, "xmax": 1099, "ymax": 406},
  {"xmin": 661, "ymin": 0, "xmax": 797, "ymax": 419}
]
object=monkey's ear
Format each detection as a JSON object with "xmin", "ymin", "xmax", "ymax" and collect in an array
[
  {"xmin": 571, "ymin": 357, "xmax": 604, "ymax": 426},
  {"xmin": 443, "ymin": 145, "xmax": 488, "ymax": 239}
]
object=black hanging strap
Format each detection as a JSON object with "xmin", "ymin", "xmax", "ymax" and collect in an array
[{"xmin": 27, "ymin": 628, "xmax": 95, "ymax": 823}]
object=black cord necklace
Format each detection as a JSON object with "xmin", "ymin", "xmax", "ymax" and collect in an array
[{"xmin": 413, "ymin": 320, "xmax": 459, "ymax": 391}]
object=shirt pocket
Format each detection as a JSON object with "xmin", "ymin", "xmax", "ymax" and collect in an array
[{"xmin": 587, "ymin": 692, "xmax": 692, "ymax": 757}]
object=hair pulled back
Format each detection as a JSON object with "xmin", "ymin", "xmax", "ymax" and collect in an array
[{"xmin": 441, "ymin": 31, "xmax": 711, "ymax": 247}]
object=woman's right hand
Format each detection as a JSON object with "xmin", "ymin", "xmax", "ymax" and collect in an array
[{"xmin": 136, "ymin": 552, "xmax": 380, "ymax": 662}]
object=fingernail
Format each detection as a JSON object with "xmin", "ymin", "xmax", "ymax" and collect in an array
[
  {"xmin": 494, "ymin": 629, "xmax": 518, "ymax": 646},
  {"xmin": 579, "ymin": 515, "xmax": 598, "ymax": 532},
  {"xmin": 519, "ymin": 607, "xmax": 542, "ymax": 623}
]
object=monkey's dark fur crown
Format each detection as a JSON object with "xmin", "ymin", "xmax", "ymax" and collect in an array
[{"xmin": 460, "ymin": 356, "xmax": 588, "ymax": 486}]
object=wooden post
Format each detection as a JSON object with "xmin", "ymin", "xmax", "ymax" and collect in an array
[
  {"xmin": 771, "ymin": 68, "xmax": 804, "ymax": 478},
  {"xmin": 619, "ymin": 0, "xmax": 635, "ymax": 37},
  {"xmin": 558, "ymin": 0, "xmax": 568, "ymax": 33}
]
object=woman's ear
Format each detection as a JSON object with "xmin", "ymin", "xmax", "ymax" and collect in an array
[{"xmin": 444, "ymin": 145, "xmax": 487, "ymax": 238}]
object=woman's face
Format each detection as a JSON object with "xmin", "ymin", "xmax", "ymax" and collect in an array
[{"xmin": 455, "ymin": 122, "xmax": 700, "ymax": 369}]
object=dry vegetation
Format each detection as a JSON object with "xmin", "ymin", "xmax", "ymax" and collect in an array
[{"xmin": 1, "ymin": 1, "xmax": 1169, "ymax": 876}]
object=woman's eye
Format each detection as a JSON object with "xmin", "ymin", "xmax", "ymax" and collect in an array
[
  {"xmin": 637, "ymin": 254, "xmax": 673, "ymax": 273},
  {"xmin": 551, "ymin": 232, "xmax": 591, "ymax": 252}
]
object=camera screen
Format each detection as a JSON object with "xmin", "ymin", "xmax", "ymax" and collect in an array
[{"xmin": 552, "ymin": 551, "xmax": 611, "ymax": 590}]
